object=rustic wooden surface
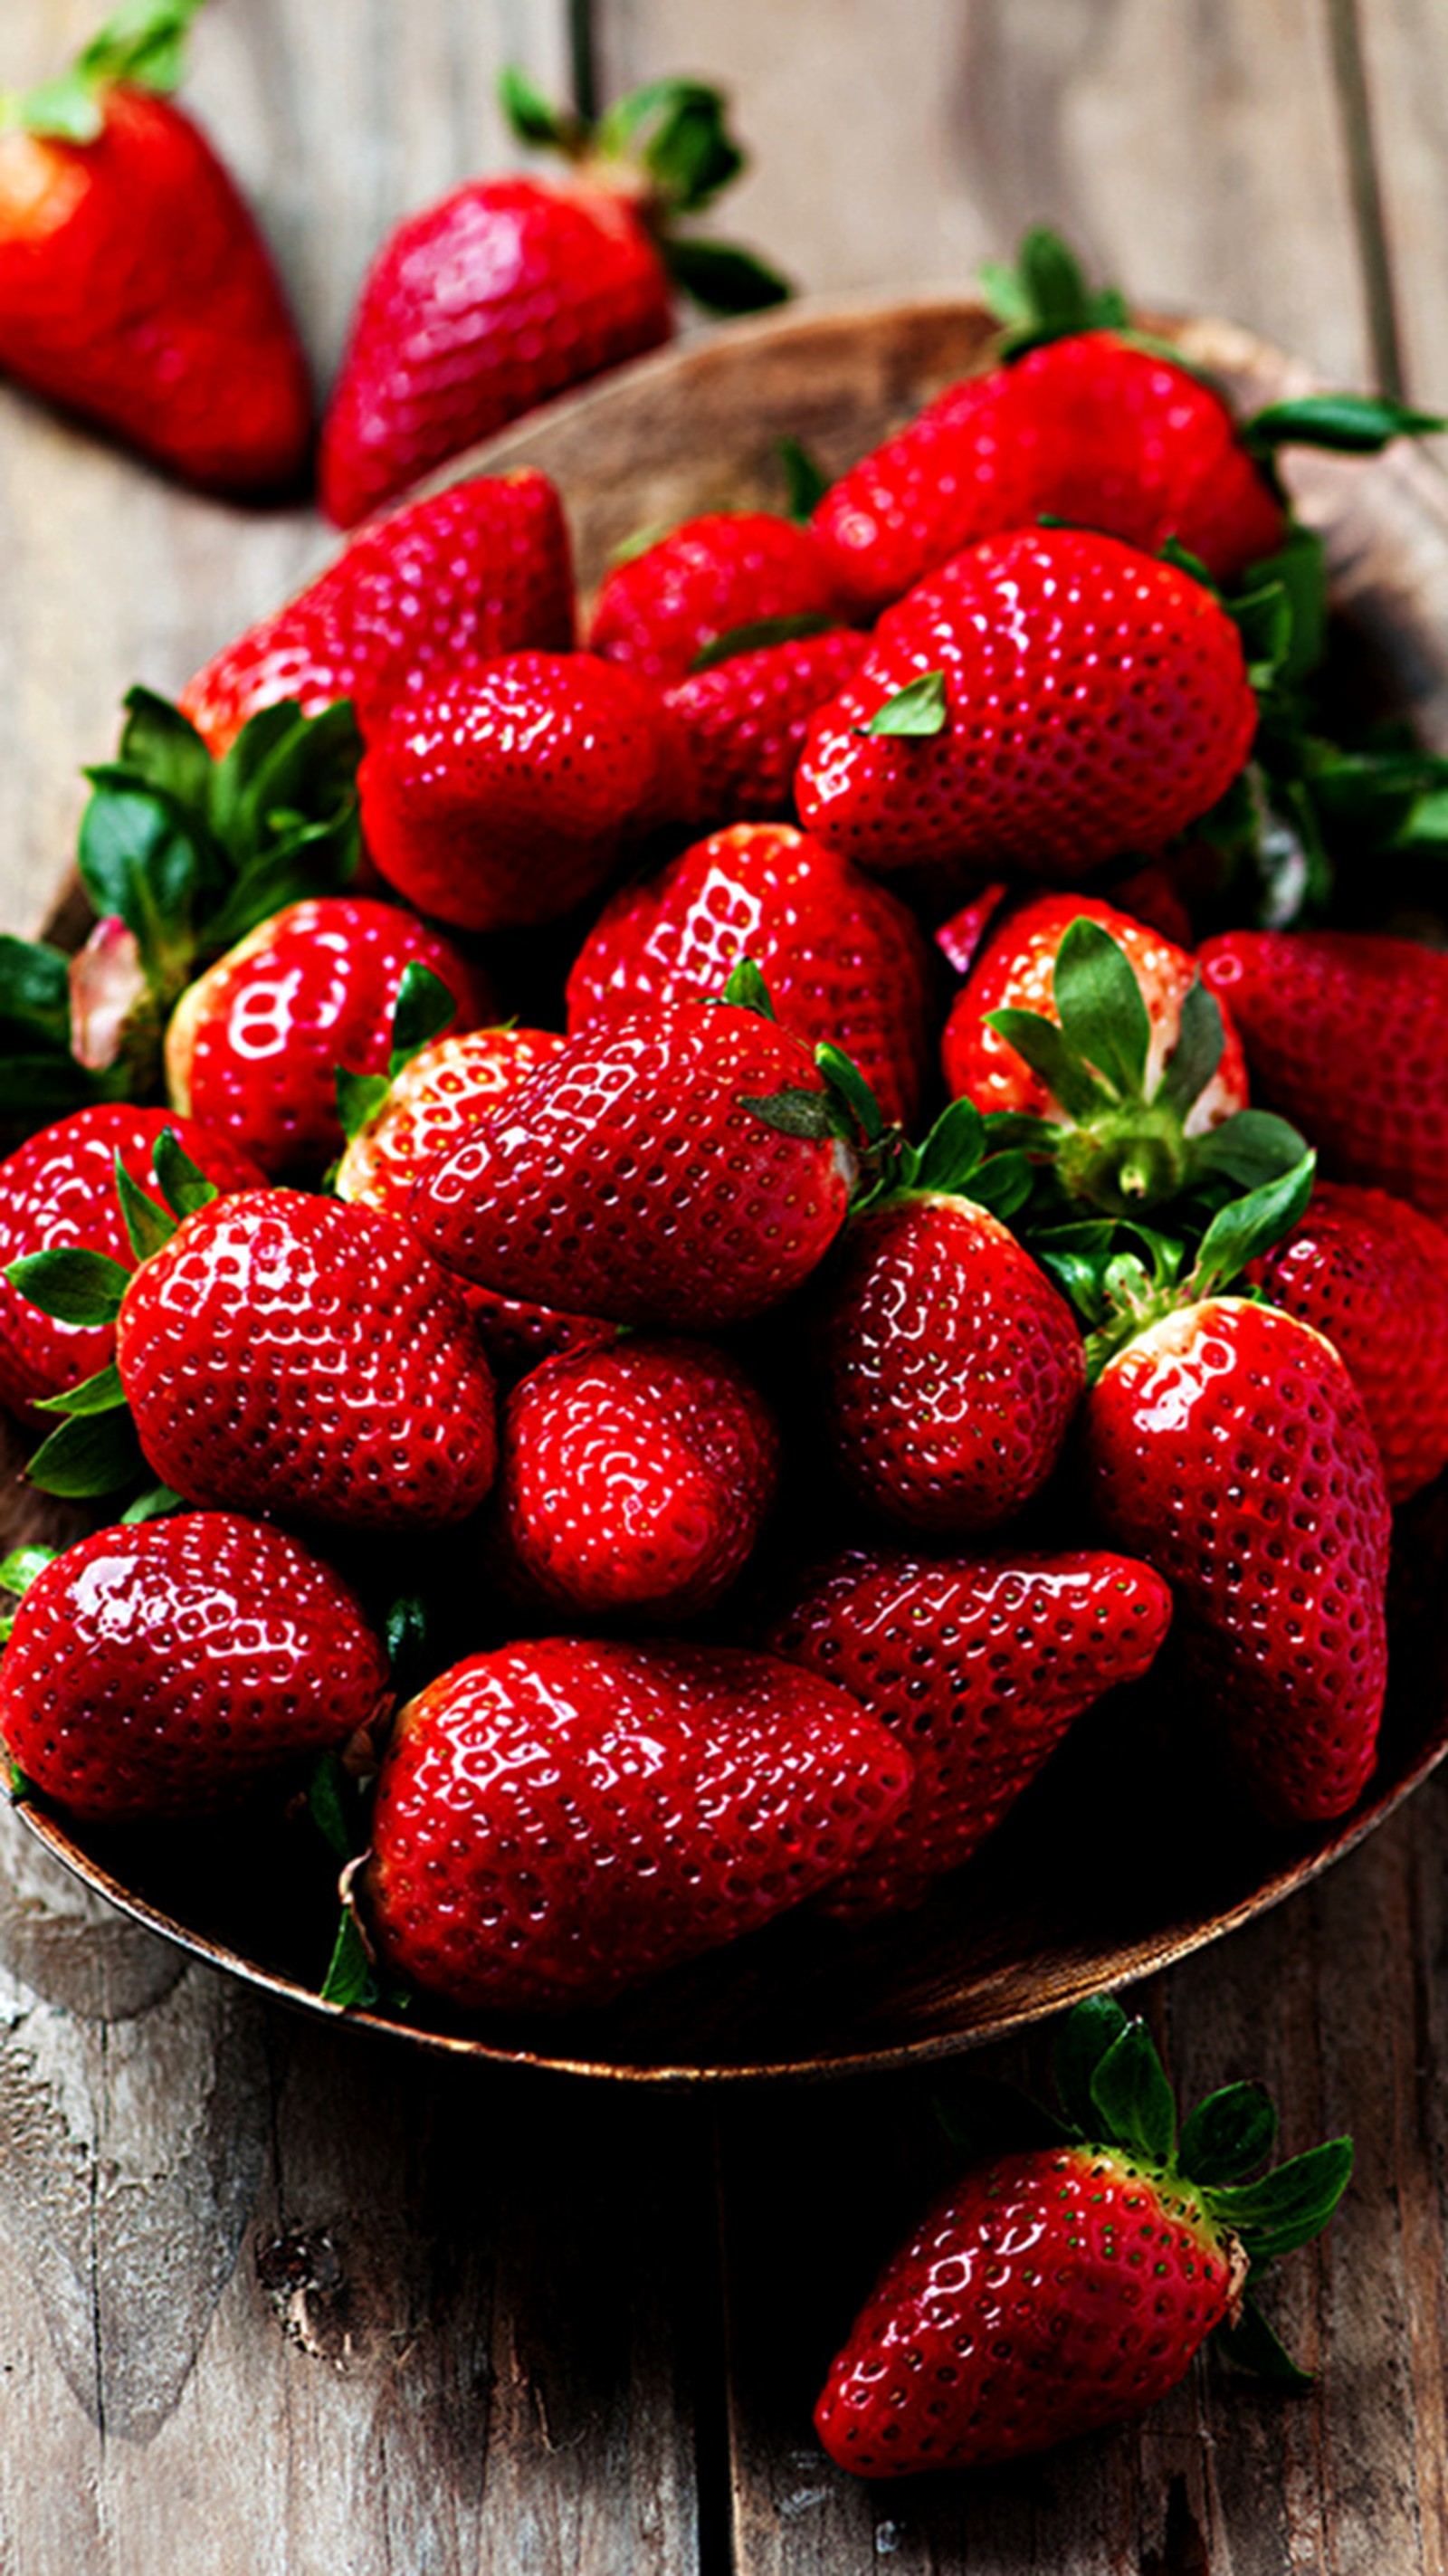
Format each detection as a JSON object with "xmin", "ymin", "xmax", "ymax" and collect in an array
[{"xmin": 1, "ymin": 3, "xmax": 1447, "ymax": 2570}]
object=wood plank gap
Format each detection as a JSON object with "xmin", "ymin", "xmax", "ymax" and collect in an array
[
  {"xmin": 569, "ymin": 0, "xmax": 598, "ymax": 119},
  {"xmin": 694, "ymin": 2109, "xmax": 738, "ymax": 2576},
  {"xmin": 1323, "ymin": 0, "xmax": 1407, "ymax": 393}
]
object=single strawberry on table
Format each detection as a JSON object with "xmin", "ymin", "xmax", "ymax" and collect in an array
[
  {"xmin": 816, "ymin": 1993, "xmax": 1352, "ymax": 2476},
  {"xmin": 0, "ymin": 1514, "xmax": 389, "ymax": 1823},
  {"xmin": 588, "ymin": 510, "xmax": 846, "ymax": 682},
  {"xmin": 0, "ymin": 0, "xmax": 310, "ymax": 494}
]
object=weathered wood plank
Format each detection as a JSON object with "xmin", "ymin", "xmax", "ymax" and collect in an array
[{"xmin": 1352, "ymin": 0, "xmax": 1448, "ymax": 405}]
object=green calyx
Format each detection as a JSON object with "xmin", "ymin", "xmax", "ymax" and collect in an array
[
  {"xmin": 938, "ymin": 1994, "xmax": 1352, "ymax": 2384},
  {"xmin": 333, "ymin": 963, "xmax": 461, "ymax": 1154},
  {"xmin": 854, "ymin": 671, "xmax": 948, "ymax": 739},
  {"xmin": 978, "ymin": 227, "xmax": 1131, "ymax": 358},
  {"xmin": 499, "ymin": 66, "xmax": 791, "ymax": 316},
  {"xmin": 0, "ymin": 0, "xmax": 206, "ymax": 143}
]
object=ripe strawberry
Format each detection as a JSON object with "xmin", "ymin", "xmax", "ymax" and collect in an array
[
  {"xmin": 357, "ymin": 654, "xmax": 698, "ymax": 933},
  {"xmin": 589, "ymin": 512, "xmax": 845, "ymax": 682},
  {"xmin": 797, "ymin": 530, "xmax": 1256, "ymax": 881},
  {"xmin": 763, "ymin": 1548, "xmax": 1171, "ymax": 1918},
  {"xmin": 178, "ymin": 472, "xmax": 576, "ymax": 756},
  {"xmin": 319, "ymin": 73, "xmax": 785, "ymax": 528},
  {"xmin": 1254, "ymin": 1183, "xmax": 1448, "ymax": 1506},
  {"xmin": 1198, "ymin": 930, "xmax": 1448, "ymax": 1224},
  {"xmin": 661, "ymin": 625, "xmax": 867, "ymax": 822},
  {"xmin": 816, "ymin": 1994, "xmax": 1352, "ymax": 2476},
  {"xmin": 1081, "ymin": 1296, "xmax": 1390, "ymax": 1823},
  {"xmin": 565, "ymin": 824, "xmax": 936, "ymax": 1128},
  {"xmin": 488, "ymin": 1337, "xmax": 780, "ymax": 1619},
  {"xmin": 409, "ymin": 997, "xmax": 855, "ymax": 1330},
  {"xmin": 812, "ymin": 333, "xmax": 1285, "ymax": 618},
  {"xmin": 0, "ymin": 1514, "xmax": 388, "ymax": 1823},
  {"xmin": 0, "ymin": 3, "xmax": 310, "ymax": 494},
  {"xmin": 362, "ymin": 1637, "xmax": 912, "ymax": 2013},
  {"xmin": 0, "ymin": 1104, "xmax": 262, "ymax": 1417},
  {"xmin": 815, "ymin": 1197, "xmax": 1085, "ymax": 1534},
  {"xmin": 164, "ymin": 896, "xmax": 491, "ymax": 1178}
]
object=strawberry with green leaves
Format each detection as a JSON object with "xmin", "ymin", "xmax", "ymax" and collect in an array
[{"xmin": 816, "ymin": 1993, "xmax": 1352, "ymax": 2476}]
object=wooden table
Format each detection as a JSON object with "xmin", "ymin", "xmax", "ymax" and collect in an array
[{"xmin": 2, "ymin": 2, "xmax": 1447, "ymax": 2566}]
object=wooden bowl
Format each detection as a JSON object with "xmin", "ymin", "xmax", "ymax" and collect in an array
[{"xmin": 9, "ymin": 292, "xmax": 1448, "ymax": 2085}]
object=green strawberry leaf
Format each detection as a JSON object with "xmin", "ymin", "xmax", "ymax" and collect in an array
[
  {"xmin": 119, "ymin": 1483, "xmax": 183, "ymax": 1523},
  {"xmin": 599, "ymin": 77, "xmax": 744, "ymax": 215},
  {"xmin": 719, "ymin": 959, "xmax": 776, "ymax": 1019},
  {"xmin": 980, "ymin": 226, "xmax": 1130, "ymax": 356},
  {"xmin": 1158, "ymin": 535, "xmax": 1216, "ymax": 591},
  {"xmin": 1155, "ymin": 978, "xmax": 1225, "ymax": 1117},
  {"xmin": 113, "ymin": 1150, "xmax": 178, "ymax": 1264},
  {"xmin": 1191, "ymin": 1109, "xmax": 1309, "ymax": 1192},
  {"xmin": 1240, "ymin": 527, "xmax": 1328, "ymax": 685},
  {"xmin": 984, "ymin": 1008, "xmax": 1114, "ymax": 1124},
  {"xmin": 0, "ymin": 1548, "xmax": 56, "ymax": 1601},
  {"xmin": 389, "ymin": 963, "xmax": 457, "ymax": 1075},
  {"xmin": 689, "ymin": 611, "xmax": 836, "ymax": 673},
  {"xmin": 319, "ymin": 1905, "xmax": 378, "ymax": 2011},
  {"xmin": 6, "ymin": 1760, "xmax": 35, "ymax": 1803},
  {"xmin": 1231, "ymin": 577, "xmax": 1294, "ymax": 692},
  {"xmin": 662, "ymin": 236, "xmax": 793, "ymax": 315},
  {"xmin": 32, "ymin": 1361, "xmax": 127, "ymax": 1417},
  {"xmin": 910, "ymin": 1096, "xmax": 987, "ymax": 1196},
  {"xmin": 1208, "ymin": 2136, "xmax": 1354, "ymax": 2262},
  {"xmin": 0, "ymin": 935, "xmax": 73, "ymax": 1051},
  {"xmin": 966, "ymin": 1148, "xmax": 1036, "ymax": 1222},
  {"xmin": 777, "ymin": 435, "xmax": 830, "ymax": 521},
  {"xmin": 384, "ymin": 1593, "xmax": 433, "ymax": 1701},
  {"xmin": 606, "ymin": 518, "xmax": 674, "ymax": 569},
  {"xmin": 152, "ymin": 1128, "xmax": 220, "ymax": 1221},
  {"xmin": 1088, "ymin": 2017, "xmax": 1176, "ymax": 2167},
  {"xmin": 116, "ymin": 684, "xmax": 214, "ymax": 807},
  {"xmin": 26, "ymin": 1405, "xmax": 144, "ymax": 1500},
  {"xmin": 497, "ymin": 62, "xmax": 584, "ymax": 153},
  {"xmin": 77, "ymin": 786, "xmax": 214, "ymax": 998},
  {"xmin": 4, "ymin": 0, "xmax": 205, "ymax": 138},
  {"xmin": 1053, "ymin": 918, "xmax": 1152, "ymax": 1098},
  {"xmin": 308, "ymin": 1751, "xmax": 356, "ymax": 1863},
  {"xmin": 738, "ymin": 1085, "xmax": 841, "ymax": 1143},
  {"xmin": 1243, "ymin": 393, "xmax": 1445, "ymax": 458},
  {"xmin": 1189, "ymin": 1149, "xmax": 1316, "ymax": 1297},
  {"xmin": 856, "ymin": 672, "xmax": 948, "ymax": 739},
  {"xmin": 336, "ymin": 1068, "xmax": 391, "ymax": 1145},
  {"xmin": 1053, "ymin": 1994, "xmax": 1131, "ymax": 2135},
  {"xmin": 1178, "ymin": 2082, "xmax": 1278, "ymax": 2186},
  {"xmin": 5, "ymin": 1246, "xmax": 130, "ymax": 1327},
  {"xmin": 814, "ymin": 1042, "xmax": 887, "ymax": 1147},
  {"xmin": 1214, "ymin": 2288, "xmax": 1315, "ymax": 2389}
]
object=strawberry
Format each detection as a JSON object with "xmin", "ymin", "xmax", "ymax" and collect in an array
[
  {"xmin": 408, "ymin": 993, "xmax": 855, "ymax": 1330},
  {"xmin": 0, "ymin": 1514, "xmax": 388, "ymax": 1823},
  {"xmin": 796, "ymin": 530, "xmax": 1257, "ymax": 881},
  {"xmin": 660, "ymin": 625, "xmax": 868, "ymax": 822},
  {"xmin": 164, "ymin": 896, "xmax": 491, "ymax": 1178},
  {"xmin": 0, "ymin": 1104, "xmax": 262, "ymax": 1417},
  {"xmin": 565, "ymin": 824, "xmax": 936, "ymax": 1129},
  {"xmin": 1081, "ymin": 1294, "xmax": 1390, "ymax": 1824},
  {"xmin": 0, "ymin": 2, "xmax": 310, "ymax": 494},
  {"xmin": 816, "ymin": 1993, "xmax": 1352, "ymax": 2476},
  {"xmin": 319, "ymin": 73, "xmax": 786, "ymax": 529},
  {"xmin": 762, "ymin": 1547, "xmax": 1171, "ymax": 1918},
  {"xmin": 178, "ymin": 472, "xmax": 576, "ymax": 757},
  {"xmin": 1254, "ymin": 1182, "xmax": 1448, "ymax": 1506},
  {"xmin": 357, "ymin": 654, "xmax": 698, "ymax": 933},
  {"xmin": 488, "ymin": 1337, "xmax": 780, "ymax": 1619},
  {"xmin": 362, "ymin": 1637, "xmax": 912, "ymax": 2013},
  {"xmin": 809, "ymin": 367, "xmax": 1036, "ymax": 621},
  {"xmin": 1198, "ymin": 930, "xmax": 1448, "ymax": 1225},
  {"xmin": 588, "ymin": 512, "xmax": 845, "ymax": 682}
]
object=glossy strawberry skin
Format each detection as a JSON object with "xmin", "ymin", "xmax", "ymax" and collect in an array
[
  {"xmin": 320, "ymin": 175, "xmax": 672, "ymax": 529},
  {"xmin": 179, "ymin": 471, "xmax": 576, "ymax": 755},
  {"xmin": 566, "ymin": 823, "xmax": 936, "ymax": 1128},
  {"xmin": 1254, "ymin": 1183, "xmax": 1448, "ymax": 1505},
  {"xmin": 365, "ymin": 1638, "xmax": 912, "ymax": 2014},
  {"xmin": 0, "ymin": 1514, "xmax": 388, "ymax": 1824},
  {"xmin": 811, "ymin": 331, "xmax": 1285, "ymax": 618},
  {"xmin": 0, "ymin": 1105, "xmax": 264, "ymax": 1417},
  {"xmin": 660, "ymin": 627, "xmax": 868, "ymax": 820},
  {"xmin": 815, "ymin": 1197, "xmax": 1086, "ymax": 1534},
  {"xmin": 0, "ymin": 89, "xmax": 310, "ymax": 495},
  {"xmin": 489, "ymin": 1337, "xmax": 780, "ymax": 1619},
  {"xmin": 164, "ymin": 896, "xmax": 491, "ymax": 1179},
  {"xmin": 1199, "ymin": 931, "xmax": 1448, "ymax": 1224},
  {"xmin": 410, "ymin": 1000, "xmax": 855, "ymax": 1330},
  {"xmin": 797, "ymin": 530, "xmax": 1256, "ymax": 880},
  {"xmin": 358, "ymin": 654, "xmax": 697, "ymax": 932},
  {"xmin": 588, "ymin": 511, "xmax": 846, "ymax": 682},
  {"xmin": 1081, "ymin": 1298, "xmax": 1391, "ymax": 1824},
  {"xmin": 942, "ymin": 892, "xmax": 1249, "ymax": 1128},
  {"xmin": 763, "ymin": 1547, "xmax": 1171, "ymax": 1918},
  {"xmin": 114, "ymin": 1192, "xmax": 498, "ymax": 1531},
  {"xmin": 815, "ymin": 2143, "xmax": 1239, "ymax": 2476}
]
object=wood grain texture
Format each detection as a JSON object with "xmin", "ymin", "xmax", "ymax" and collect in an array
[{"xmin": 1353, "ymin": 0, "xmax": 1448, "ymax": 405}]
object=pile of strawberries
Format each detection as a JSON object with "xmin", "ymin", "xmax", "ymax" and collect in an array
[{"xmin": 0, "ymin": 205, "xmax": 1443, "ymax": 2465}]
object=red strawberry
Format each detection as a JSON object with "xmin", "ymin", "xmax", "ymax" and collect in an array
[
  {"xmin": 100, "ymin": 1188, "xmax": 499, "ymax": 1529},
  {"xmin": 0, "ymin": 1514, "xmax": 388, "ymax": 1823},
  {"xmin": 588, "ymin": 512, "xmax": 845, "ymax": 682},
  {"xmin": 1254, "ymin": 1182, "xmax": 1448, "ymax": 1506},
  {"xmin": 811, "ymin": 367, "xmax": 1037, "ymax": 619},
  {"xmin": 488, "ymin": 1338, "xmax": 780, "ymax": 1618},
  {"xmin": 815, "ymin": 1197, "xmax": 1085, "ymax": 1534},
  {"xmin": 1081, "ymin": 1296, "xmax": 1390, "ymax": 1823},
  {"xmin": 1198, "ymin": 930, "xmax": 1448, "ymax": 1224},
  {"xmin": 816, "ymin": 1995, "xmax": 1351, "ymax": 2477},
  {"xmin": 797, "ymin": 530, "xmax": 1256, "ymax": 881},
  {"xmin": 357, "ymin": 654, "xmax": 697, "ymax": 932},
  {"xmin": 763, "ymin": 1548, "xmax": 1170, "ymax": 1917},
  {"xmin": 164, "ymin": 896, "xmax": 491, "ymax": 1178},
  {"xmin": 565, "ymin": 823, "xmax": 936, "ymax": 1129},
  {"xmin": 178, "ymin": 472, "xmax": 576, "ymax": 756},
  {"xmin": 661, "ymin": 625, "xmax": 867, "ymax": 822},
  {"xmin": 363, "ymin": 1638, "xmax": 912, "ymax": 2013},
  {"xmin": 0, "ymin": 1105, "xmax": 262, "ymax": 1417},
  {"xmin": 0, "ymin": 6, "xmax": 310, "ymax": 494},
  {"xmin": 409, "ymin": 997, "xmax": 855, "ymax": 1330}
]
